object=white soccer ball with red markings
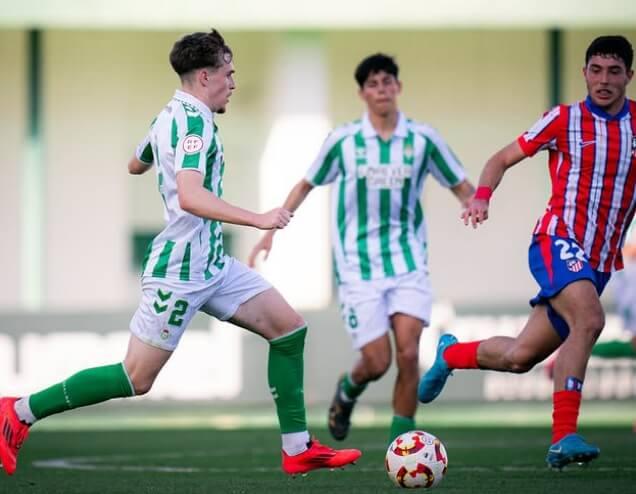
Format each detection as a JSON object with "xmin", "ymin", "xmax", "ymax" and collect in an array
[{"xmin": 385, "ymin": 430, "xmax": 448, "ymax": 489}]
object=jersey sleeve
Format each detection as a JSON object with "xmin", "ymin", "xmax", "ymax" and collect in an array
[
  {"xmin": 517, "ymin": 105, "xmax": 562, "ymax": 157},
  {"xmin": 421, "ymin": 126, "xmax": 466, "ymax": 188},
  {"xmin": 304, "ymin": 130, "xmax": 345, "ymax": 186},
  {"xmin": 135, "ymin": 131, "xmax": 154, "ymax": 165},
  {"xmin": 174, "ymin": 111, "xmax": 213, "ymax": 174}
]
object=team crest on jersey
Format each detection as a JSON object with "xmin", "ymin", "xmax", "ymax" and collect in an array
[
  {"xmin": 183, "ymin": 135, "xmax": 204, "ymax": 154},
  {"xmin": 404, "ymin": 145, "xmax": 414, "ymax": 160},
  {"xmin": 566, "ymin": 259, "xmax": 584, "ymax": 273}
]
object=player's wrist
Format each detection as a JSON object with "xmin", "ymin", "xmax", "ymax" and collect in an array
[{"xmin": 474, "ymin": 186, "xmax": 493, "ymax": 202}]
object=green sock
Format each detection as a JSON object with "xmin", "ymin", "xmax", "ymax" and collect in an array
[
  {"xmin": 268, "ymin": 326, "xmax": 308, "ymax": 434},
  {"xmin": 591, "ymin": 340, "xmax": 636, "ymax": 358},
  {"xmin": 341, "ymin": 373, "xmax": 367, "ymax": 401},
  {"xmin": 389, "ymin": 415, "xmax": 416, "ymax": 443},
  {"xmin": 29, "ymin": 362, "xmax": 135, "ymax": 420}
]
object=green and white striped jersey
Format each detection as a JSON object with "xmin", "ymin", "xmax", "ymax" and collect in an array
[
  {"xmin": 135, "ymin": 90, "xmax": 226, "ymax": 283},
  {"xmin": 305, "ymin": 112, "xmax": 465, "ymax": 283}
]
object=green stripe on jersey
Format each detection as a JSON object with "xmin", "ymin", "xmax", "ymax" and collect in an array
[
  {"xmin": 152, "ymin": 240, "xmax": 176, "ymax": 278},
  {"xmin": 139, "ymin": 142, "xmax": 154, "ymax": 163},
  {"xmin": 416, "ymin": 139, "xmax": 431, "ymax": 188},
  {"xmin": 378, "ymin": 137, "xmax": 395, "ymax": 277},
  {"xmin": 314, "ymin": 138, "xmax": 344, "ymax": 185},
  {"xmin": 354, "ymin": 131, "xmax": 371, "ymax": 280},
  {"xmin": 140, "ymin": 240, "xmax": 153, "ymax": 274},
  {"xmin": 171, "ymin": 118, "xmax": 178, "ymax": 150},
  {"xmin": 179, "ymin": 242, "xmax": 191, "ymax": 281},
  {"xmin": 204, "ymin": 136, "xmax": 218, "ymax": 192},
  {"xmin": 431, "ymin": 143, "xmax": 460, "ymax": 184},
  {"xmin": 182, "ymin": 107, "xmax": 204, "ymax": 169},
  {"xmin": 335, "ymin": 144, "xmax": 347, "ymax": 258},
  {"xmin": 399, "ymin": 131, "xmax": 416, "ymax": 271},
  {"xmin": 204, "ymin": 221, "xmax": 224, "ymax": 280},
  {"xmin": 414, "ymin": 202, "xmax": 424, "ymax": 235}
]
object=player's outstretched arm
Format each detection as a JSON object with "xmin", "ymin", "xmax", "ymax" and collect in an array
[
  {"xmin": 462, "ymin": 140, "xmax": 526, "ymax": 229},
  {"xmin": 247, "ymin": 179, "xmax": 315, "ymax": 267},
  {"xmin": 177, "ymin": 170, "xmax": 293, "ymax": 230}
]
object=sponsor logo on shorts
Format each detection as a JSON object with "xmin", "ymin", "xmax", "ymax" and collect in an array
[{"xmin": 566, "ymin": 259, "xmax": 584, "ymax": 272}]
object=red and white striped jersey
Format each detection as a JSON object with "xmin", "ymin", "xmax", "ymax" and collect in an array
[{"xmin": 518, "ymin": 97, "xmax": 636, "ymax": 272}]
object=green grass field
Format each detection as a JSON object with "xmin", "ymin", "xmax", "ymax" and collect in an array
[{"xmin": 1, "ymin": 402, "xmax": 634, "ymax": 494}]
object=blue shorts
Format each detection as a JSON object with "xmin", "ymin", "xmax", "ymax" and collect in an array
[{"xmin": 528, "ymin": 234, "xmax": 611, "ymax": 340}]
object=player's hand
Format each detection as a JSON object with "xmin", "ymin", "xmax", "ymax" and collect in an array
[
  {"xmin": 247, "ymin": 231, "xmax": 275, "ymax": 267},
  {"xmin": 256, "ymin": 207, "xmax": 293, "ymax": 230},
  {"xmin": 461, "ymin": 198, "xmax": 489, "ymax": 228}
]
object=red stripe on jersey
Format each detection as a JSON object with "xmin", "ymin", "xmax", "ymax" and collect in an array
[
  {"xmin": 550, "ymin": 106, "xmax": 571, "ymax": 238},
  {"xmin": 518, "ymin": 106, "xmax": 562, "ymax": 157},
  {"xmin": 608, "ymin": 101, "xmax": 636, "ymax": 270},
  {"xmin": 572, "ymin": 102, "xmax": 596, "ymax": 247},
  {"xmin": 590, "ymin": 120, "xmax": 620, "ymax": 269},
  {"xmin": 539, "ymin": 235, "xmax": 554, "ymax": 284}
]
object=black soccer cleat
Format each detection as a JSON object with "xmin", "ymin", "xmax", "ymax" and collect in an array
[{"xmin": 328, "ymin": 376, "xmax": 356, "ymax": 441}]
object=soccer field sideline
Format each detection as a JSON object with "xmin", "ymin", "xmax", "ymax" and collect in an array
[{"xmin": 30, "ymin": 400, "xmax": 635, "ymax": 431}]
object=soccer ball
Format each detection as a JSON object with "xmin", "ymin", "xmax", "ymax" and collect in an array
[{"xmin": 385, "ymin": 430, "xmax": 448, "ymax": 489}]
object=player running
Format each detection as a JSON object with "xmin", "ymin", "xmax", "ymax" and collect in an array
[
  {"xmin": 249, "ymin": 53, "xmax": 473, "ymax": 444},
  {"xmin": 0, "ymin": 29, "xmax": 360, "ymax": 477},
  {"xmin": 418, "ymin": 35, "xmax": 635, "ymax": 469}
]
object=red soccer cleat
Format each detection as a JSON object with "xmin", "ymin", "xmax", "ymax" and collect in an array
[
  {"xmin": 281, "ymin": 438, "xmax": 361, "ymax": 475},
  {"xmin": 0, "ymin": 397, "xmax": 30, "ymax": 476}
]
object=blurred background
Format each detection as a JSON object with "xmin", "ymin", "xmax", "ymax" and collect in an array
[{"xmin": 1, "ymin": 0, "xmax": 635, "ymax": 416}]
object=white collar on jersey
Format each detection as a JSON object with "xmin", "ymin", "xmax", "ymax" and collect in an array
[
  {"xmin": 361, "ymin": 111, "xmax": 408, "ymax": 139},
  {"xmin": 173, "ymin": 89, "xmax": 214, "ymax": 122}
]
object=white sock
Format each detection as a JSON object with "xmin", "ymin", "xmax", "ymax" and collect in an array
[
  {"xmin": 282, "ymin": 430, "xmax": 310, "ymax": 456},
  {"xmin": 14, "ymin": 397, "xmax": 37, "ymax": 425}
]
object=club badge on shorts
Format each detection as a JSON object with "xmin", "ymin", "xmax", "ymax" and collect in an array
[{"xmin": 567, "ymin": 259, "xmax": 584, "ymax": 272}]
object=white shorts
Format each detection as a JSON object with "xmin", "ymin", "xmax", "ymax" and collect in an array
[
  {"xmin": 130, "ymin": 256, "xmax": 271, "ymax": 350},
  {"xmin": 613, "ymin": 263, "xmax": 636, "ymax": 334},
  {"xmin": 337, "ymin": 269, "xmax": 433, "ymax": 350}
]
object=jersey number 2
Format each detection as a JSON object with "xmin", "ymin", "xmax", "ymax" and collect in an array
[{"xmin": 168, "ymin": 300, "xmax": 189, "ymax": 327}]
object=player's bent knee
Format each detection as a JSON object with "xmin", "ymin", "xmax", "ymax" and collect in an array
[
  {"xmin": 130, "ymin": 377, "xmax": 155, "ymax": 396},
  {"xmin": 363, "ymin": 356, "xmax": 391, "ymax": 380},
  {"xmin": 396, "ymin": 347, "xmax": 419, "ymax": 370},
  {"xmin": 279, "ymin": 316, "xmax": 307, "ymax": 336},
  {"xmin": 572, "ymin": 311, "xmax": 605, "ymax": 341},
  {"xmin": 587, "ymin": 313, "xmax": 605, "ymax": 338}
]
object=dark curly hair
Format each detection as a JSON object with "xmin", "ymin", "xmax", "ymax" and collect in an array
[
  {"xmin": 585, "ymin": 35, "xmax": 633, "ymax": 70},
  {"xmin": 169, "ymin": 29, "xmax": 233, "ymax": 78},
  {"xmin": 354, "ymin": 53, "xmax": 399, "ymax": 88}
]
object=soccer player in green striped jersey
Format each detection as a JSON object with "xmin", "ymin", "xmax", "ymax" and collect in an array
[
  {"xmin": 249, "ymin": 54, "xmax": 474, "ymax": 443},
  {"xmin": 0, "ymin": 29, "xmax": 360, "ymax": 477}
]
